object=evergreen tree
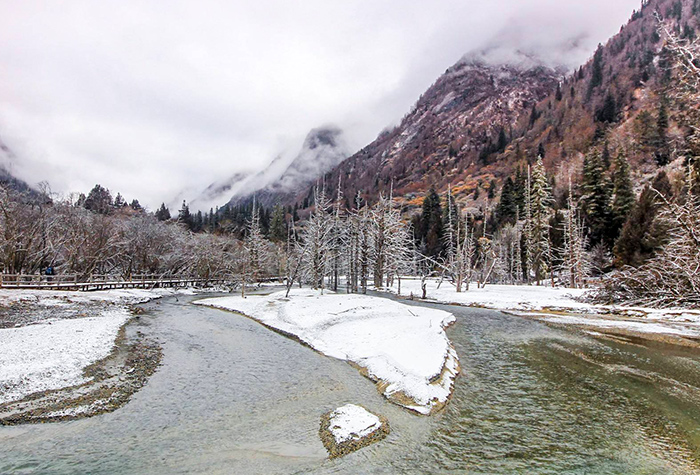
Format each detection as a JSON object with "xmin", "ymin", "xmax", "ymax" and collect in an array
[
  {"xmin": 588, "ymin": 45, "xmax": 604, "ymax": 94},
  {"xmin": 654, "ymin": 99, "xmax": 670, "ymax": 165},
  {"xmin": 613, "ymin": 185, "xmax": 667, "ymax": 267},
  {"xmin": 529, "ymin": 105, "xmax": 540, "ymax": 127},
  {"xmin": 497, "ymin": 128, "xmax": 508, "ymax": 152},
  {"xmin": 84, "ymin": 184, "xmax": 113, "ymax": 215},
  {"xmin": 580, "ymin": 149, "xmax": 613, "ymax": 247},
  {"xmin": 527, "ymin": 157, "xmax": 553, "ymax": 284},
  {"xmin": 611, "ymin": 153, "xmax": 636, "ymax": 240},
  {"xmin": 488, "ymin": 180, "xmax": 497, "ymax": 200},
  {"xmin": 178, "ymin": 200, "xmax": 193, "ymax": 229},
  {"xmin": 513, "ymin": 166, "xmax": 527, "ymax": 215},
  {"xmin": 113, "ymin": 193, "xmax": 126, "ymax": 208},
  {"xmin": 596, "ymin": 93, "xmax": 617, "ymax": 123},
  {"xmin": 419, "ymin": 188, "xmax": 444, "ymax": 259},
  {"xmin": 155, "ymin": 203, "xmax": 171, "ymax": 221},
  {"xmin": 496, "ymin": 176, "xmax": 518, "ymax": 225},
  {"xmin": 555, "ymin": 83, "xmax": 563, "ymax": 101},
  {"xmin": 269, "ymin": 203, "xmax": 287, "ymax": 242},
  {"xmin": 130, "ymin": 199, "xmax": 142, "ymax": 211}
]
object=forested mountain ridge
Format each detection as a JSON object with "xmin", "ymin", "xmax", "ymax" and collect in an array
[
  {"xmin": 280, "ymin": 0, "xmax": 697, "ymax": 216},
  {"xmin": 291, "ymin": 56, "xmax": 562, "ymax": 212}
]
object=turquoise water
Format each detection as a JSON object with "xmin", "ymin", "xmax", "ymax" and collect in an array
[{"xmin": 2, "ymin": 295, "xmax": 700, "ymax": 474}]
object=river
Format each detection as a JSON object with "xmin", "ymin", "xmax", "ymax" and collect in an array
[{"xmin": 2, "ymin": 293, "xmax": 700, "ymax": 474}]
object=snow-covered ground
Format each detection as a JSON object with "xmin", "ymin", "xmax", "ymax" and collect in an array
[
  {"xmin": 196, "ymin": 289, "xmax": 459, "ymax": 415},
  {"xmin": 0, "ymin": 286, "xmax": 202, "ymax": 308},
  {"xmin": 326, "ymin": 404, "xmax": 383, "ymax": 444},
  {"xmin": 384, "ymin": 278, "xmax": 700, "ymax": 338},
  {"xmin": 0, "ymin": 286, "xmax": 218, "ymax": 405},
  {"xmin": 0, "ymin": 309, "xmax": 130, "ymax": 404}
]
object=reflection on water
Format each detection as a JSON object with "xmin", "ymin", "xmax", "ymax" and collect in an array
[{"xmin": 2, "ymin": 295, "xmax": 700, "ymax": 474}]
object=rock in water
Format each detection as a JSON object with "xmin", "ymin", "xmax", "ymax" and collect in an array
[{"xmin": 319, "ymin": 404, "xmax": 390, "ymax": 458}]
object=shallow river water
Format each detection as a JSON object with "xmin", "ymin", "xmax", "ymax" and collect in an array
[{"xmin": 2, "ymin": 294, "xmax": 700, "ymax": 474}]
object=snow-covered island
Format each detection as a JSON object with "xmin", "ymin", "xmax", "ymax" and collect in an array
[
  {"xmin": 319, "ymin": 404, "xmax": 390, "ymax": 458},
  {"xmin": 196, "ymin": 289, "xmax": 460, "ymax": 415}
]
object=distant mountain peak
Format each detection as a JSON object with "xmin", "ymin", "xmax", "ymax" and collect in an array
[{"xmin": 185, "ymin": 125, "xmax": 350, "ymax": 210}]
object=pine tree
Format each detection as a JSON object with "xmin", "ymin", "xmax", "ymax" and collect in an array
[
  {"xmin": 596, "ymin": 93, "xmax": 617, "ymax": 123},
  {"xmin": 113, "ymin": 193, "xmax": 126, "ymax": 208},
  {"xmin": 588, "ymin": 45, "xmax": 604, "ymax": 95},
  {"xmin": 178, "ymin": 200, "xmax": 193, "ymax": 229},
  {"xmin": 496, "ymin": 176, "xmax": 518, "ymax": 225},
  {"xmin": 580, "ymin": 149, "xmax": 613, "ymax": 247},
  {"xmin": 613, "ymin": 172, "xmax": 671, "ymax": 268},
  {"xmin": 488, "ymin": 180, "xmax": 497, "ymax": 200},
  {"xmin": 84, "ymin": 184, "xmax": 113, "ymax": 215},
  {"xmin": 654, "ymin": 99, "xmax": 670, "ymax": 165},
  {"xmin": 611, "ymin": 153, "xmax": 636, "ymax": 240},
  {"xmin": 269, "ymin": 204, "xmax": 287, "ymax": 242},
  {"xmin": 419, "ymin": 188, "xmax": 444, "ymax": 259},
  {"xmin": 528, "ymin": 157, "xmax": 553, "ymax": 284},
  {"xmin": 155, "ymin": 203, "xmax": 171, "ymax": 221}
]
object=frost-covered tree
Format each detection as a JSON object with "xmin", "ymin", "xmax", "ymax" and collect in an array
[
  {"xmin": 299, "ymin": 186, "xmax": 334, "ymax": 290},
  {"xmin": 560, "ymin": 179, "xmax": 590, "ymax": 288},
  {"xmin": 526, "ymin": 157, "xmax": 553, "ymax": 284},
  {"xmin": 242, "ymin": 198, "xmax": 268, "ymax": 294}
]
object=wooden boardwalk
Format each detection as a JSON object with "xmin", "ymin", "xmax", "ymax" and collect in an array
[{"xmin": 0, "ymin": 274, "xmax": 227, "ymax": 291}]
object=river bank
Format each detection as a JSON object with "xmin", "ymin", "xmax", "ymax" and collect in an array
[
  {"xmin": 383, "ymin": 279, "xmax": 700, "ymax": 347},
  {"xmin": 0, "ymin": 287, "xmax": 218, "ymax": 424}
]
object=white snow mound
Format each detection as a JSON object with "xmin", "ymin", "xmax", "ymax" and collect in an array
[
  {"xmin": 197, "ymin": 289, "xmax": 459, "ymax": 414},
  {"xmin": 328, "ymin": 404, "xmax": 382, "ymax": 444},
  {"xmin": 0, "ymin": 309, "xmax": 130, "ymax": 404}
]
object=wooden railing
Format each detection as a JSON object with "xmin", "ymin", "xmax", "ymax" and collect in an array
[{"xmin": 0, "ymin": 274, "xmax": 229, "ymax": 291}]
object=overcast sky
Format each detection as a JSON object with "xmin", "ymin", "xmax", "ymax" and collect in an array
[{"xmin": 0, "ymin": 0, "xmax": 640, "ymax": 210}]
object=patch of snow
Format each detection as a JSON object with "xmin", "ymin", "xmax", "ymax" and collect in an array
[
  {"xmin": 383, "ymin": 278, "xmax": 700, "ymax": 337},
  {"xmin": 196, "ymin": 289, "xmax": 458, "ymax": 414},
  {"xmin": 0, "ymin": 287, "xmax": 216, "ymax": 307},
  {"xmin": 0, "ymin": 309, "xmax": 130, "ymax": 404},
  {"xmin": 385, "ymin": 279, "xmax": 590, "ymax": 312},
  {"xmin": 328, "ymin": 404, "xmax": 382, "ymax": 444},
  {"xmin": 536, "ymin": 314, "xmax": 700, "ymax": 337}
]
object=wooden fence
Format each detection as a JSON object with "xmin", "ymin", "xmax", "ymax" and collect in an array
[{"xmin": 0, "ymin": 274, "xmax": 229, "ymax": 291}]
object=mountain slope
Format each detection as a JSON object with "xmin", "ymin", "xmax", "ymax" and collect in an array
[
  {"xmin": 281, "ymin": 0, "xmax": 697, "ymax": 213},
  {"xmin": 190, "ymin": 126, "xmax": 349, "ymax": 211}
]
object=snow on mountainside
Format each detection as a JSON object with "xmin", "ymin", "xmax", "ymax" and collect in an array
[
  {"xmin": 298, "ymin": 51, "xmax": 562, "ymax": 209},
  {"xmin": 188, "ymin": 126, "xmax": 350, "ymax": 210},
  {"xmin": 0, "ymin": 135, "xmax": 34, "ymax": 193}
]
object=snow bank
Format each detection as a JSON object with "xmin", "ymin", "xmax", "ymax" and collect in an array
[
  {"xmin": 537, "ymin": 314, "xmax": 700, "ymax": 337},
  {"xmin": 386, "ymin": 279, "xmax": 591, "ymax": 312},
  {"xmin": 196, "ymin": 289, "xmax": 459, "ymax": 414},
  {"xmin": 0, "ymin": 287, "xmax": 197, "ymax": 308},
  {"xmin": 327, "ymin": 404, "xmax": 382, "ymax": 444},
  {"xmin": 385, "ymin": 278, "xmax": 700, "ymax": 338},
  {"xmin": 0, "ymin": 309, "xmax": 130, "ymax": 404}
]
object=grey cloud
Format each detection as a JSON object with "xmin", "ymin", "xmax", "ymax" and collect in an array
[{"xmin": 0, "ymin": 0, "xmax": 640, "ymax": 210}]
